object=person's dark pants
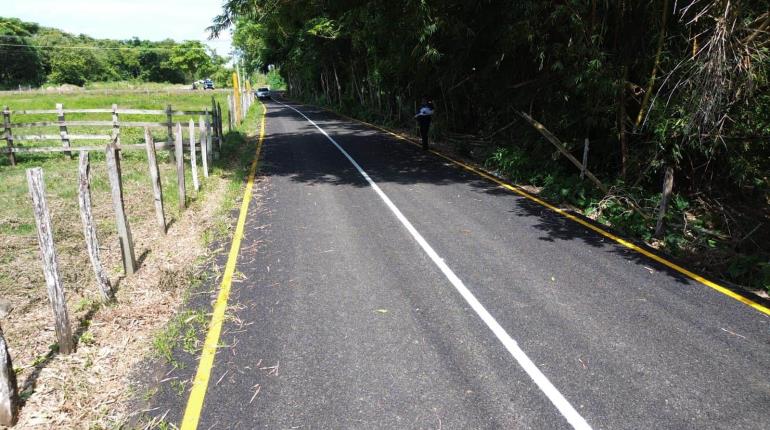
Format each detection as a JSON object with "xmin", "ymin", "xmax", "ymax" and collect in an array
[{"xmin": 419, "ymin": 120, "xmax": 431, "ymax": 150}]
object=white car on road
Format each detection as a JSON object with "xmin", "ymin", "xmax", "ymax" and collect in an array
[{"xmin": 256, "ymin": 87, "xmax": 271, "ymax": 99}]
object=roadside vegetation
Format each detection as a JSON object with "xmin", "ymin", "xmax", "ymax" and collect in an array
[
  {"xmin": 0, "ymin": 87, "xmax": 260, "ymax": 427},
  {"xmin": 216, "ymin": 0, "xmax": 770, "ymax": 294}
]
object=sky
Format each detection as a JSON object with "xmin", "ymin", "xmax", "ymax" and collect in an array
[{"xmin": 4, "ymin": 0, "xmax": 233, "ymax": 56}]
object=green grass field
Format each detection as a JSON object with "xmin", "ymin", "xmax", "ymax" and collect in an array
[{"xmin": 1, "ymin": 88, "xmax": 231, "ymax": 164}]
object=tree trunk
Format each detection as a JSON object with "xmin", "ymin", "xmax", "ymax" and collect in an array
[
  {"xmin": 635, "ymin": 0, "xmax": 669, "ymax": 130},
  {"xmin": 333, "ymin": 63, "xmax": 343, "ymax": 107},
  {"xmin": 618, "ymin": 66, "xmax": 629, "ymax": 179}
]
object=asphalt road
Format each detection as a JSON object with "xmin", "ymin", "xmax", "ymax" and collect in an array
[{"xmin": 189, "ymin": 99, "xmax": 770, "ymax": 429}]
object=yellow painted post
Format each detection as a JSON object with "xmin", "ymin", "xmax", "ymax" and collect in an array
[{"xmin": 232, "ymin": 72, "xmax": 242, "ymax": 123}]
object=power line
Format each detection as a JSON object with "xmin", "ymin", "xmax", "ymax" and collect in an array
[{"xmin": 0, "ymin": 42, "xmax": 204, "ymax": 51}]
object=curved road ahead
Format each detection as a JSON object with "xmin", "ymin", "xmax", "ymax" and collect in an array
[{"xmin": 178, "ymin": 99, "xmax": 770, "ymax": 429}]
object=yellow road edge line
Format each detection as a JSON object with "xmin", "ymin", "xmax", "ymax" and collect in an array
[
  {"xmin": 180, "ymin": 101, "xmax": 267, "ymax": 430},
  {"xmin": 315, "ymin": 105, "xmax": 770, "ymax": 317}
]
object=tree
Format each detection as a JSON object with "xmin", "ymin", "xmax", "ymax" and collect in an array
[
  {"xmin": 47, "ymin": 50, "xmax": 94, "ymax": 86},
  {"xmin": 0, "ymin": 17, "xmax": 45, "ymax": 88},
  {"xmin": 214, "ymin": 0, "xmax": 770, "ymax": 291},
  {"xmin": 167, "ymin": 40, "xmax": 214, "ymax": 81}
]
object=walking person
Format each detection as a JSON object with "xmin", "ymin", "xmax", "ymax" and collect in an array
[{"xmin": 414, "ymin": 96, "xmax": 434, "ymax": 150}]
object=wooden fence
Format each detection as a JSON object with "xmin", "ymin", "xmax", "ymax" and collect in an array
[
  {"xmin": 1, "ymin": 97, "xmax": 226, "ymax": 166},
  {"xmin": 0, "ymin": 91, "xmax": 254, "ymax": 426}
]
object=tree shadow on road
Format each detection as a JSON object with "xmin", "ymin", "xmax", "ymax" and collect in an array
[{"xmin": 258, "ymin": 100, "xmax": 770, "ymax": 306}]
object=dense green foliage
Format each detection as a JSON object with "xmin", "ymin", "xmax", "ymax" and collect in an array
[
  {"xmin": 216, "ymin": 0, "xmax": 770, "ymax": 290},
  {"xmin": 0, "ymin": 17, "xmax": 233, "ymax": 88}
]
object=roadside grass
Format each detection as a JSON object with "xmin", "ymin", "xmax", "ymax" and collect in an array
[
  {"xmin": 148, "ymin": 102, "xmax": 262, "ymax": 371},
  {"xmin": 152, "ymin": 308, "xmax": 207, "ymax": 369},
  {"xmin": 124, "ymin": 103, "xmax": 265, "ymax": 430}
]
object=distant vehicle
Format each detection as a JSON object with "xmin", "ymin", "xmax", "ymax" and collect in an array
[
  {"xmin": 256, "ymin": 87, "xmax": 271, "ymax": 99},
  {"xmin": 203, "ymin": 79, "xmax": 215, "ymax": 90}
]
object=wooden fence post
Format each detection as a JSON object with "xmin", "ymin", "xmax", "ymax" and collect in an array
[
  {"xmin": 0, "ymin": 327, "xmax": 19, "ymax": 427},
  {"xmin": 175, "ymin": 123, "xmax": 186, "ymax": 211},
  {"xmin": 227, "ymin": 95, "xmax": 233, "ymax": 132},
  {"xmin": 199, "ymin": 116, "xmax": 210, "ymax": 167},
  {"xmin": 205, "ymin": 111, "xmax": 216, "ymax": 161},
  {"xmin": 144, "ymin": 129, "xmax": 166, "ymax": 234},
  {"xmin": 166, "ymin": 104, "xmax": 175, "ymax": 162},
  {"xmin": 26, "ymin": 167, "xmax": 74, "ymax": 354},
  {"xmin": 654, "ymin": 166, "xmax": 675, "ymax": 237},
  {"xmin": 78, "ymin": 152, "xmax": 113, "ymax": 301},
  {"xmin": 105, "ymin": 142, "xmax": 137, "ymax": 275},
  {"xmin": 56, "ymin": 103, "xmax": 72, "ymax": 159},
  {"xmin": 112, "ymin": 104, "xmax": 120, "ymax": 145},
  {"xmin": 2, "ymin": 107, "xmax": 15, "ymax": 166},
  {"xmin": 198, "ymin": 117, "xmax": 209, "ymax": 178},
  {"xmin": 216, "ymin": 102, "xmax": 224, "ymax": 149},
  {"xmin": 580, "ymin": 138, "xmax": 589, "ymax": 180},
  {"xmin": 211, "ymin": 96, "xmax": 219, "ymax": 147},
  {"xmin": 189, "ymin": 119, "xmax": 199, "ymax": 192}
]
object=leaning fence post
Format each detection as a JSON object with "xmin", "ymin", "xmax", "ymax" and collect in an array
[
  {"xmin": 189, "ymin": 119, "xmax": 199, "ymax": 192},
  {"xmin": 2, "ymin": 107, "xmax": 15, "ymax": 166},
  {"xmin": 78, "ymin": 152, "xmax": 112, "ymax": 300},
  {"xmin": 105, "ymin": 142, "xmax": 137, "ymax": 275},
  {"xmin": 144, "ymin": 129, "xmax": 166, "ymax": 234},
  {"xmin": 0, "ymin": 327, "xmax": 19, "ymax": 427},
  {"xmin": 26, "ymin": 167, "xmax": 74, "ymax": 354},
  {"xmin": 166, "ymin": 104, "xmax": 175, "ymax": 162},
  {"xmin": 56, "ymin": 103, "xmax": 72, "ymax": 159},
  {"xmin": 175, "ymin": 123, "xmax": 186, "ymax": 211}
]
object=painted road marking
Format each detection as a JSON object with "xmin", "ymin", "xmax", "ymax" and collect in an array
[
  {"xmin": 312, "ymin": 105, "xmax": 770, "ymax": 318},
  {"xmin": 180, "ymin": 102, "xmax": 267, "ymax": 430},
  {"xmin": 277, "ymin": 100, "xmax": 593, "ymax": 430}
]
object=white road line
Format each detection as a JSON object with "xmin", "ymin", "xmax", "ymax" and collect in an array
[{"xmin": 275, "ymin": 100, "xmax": 593, "ymax": 430}]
